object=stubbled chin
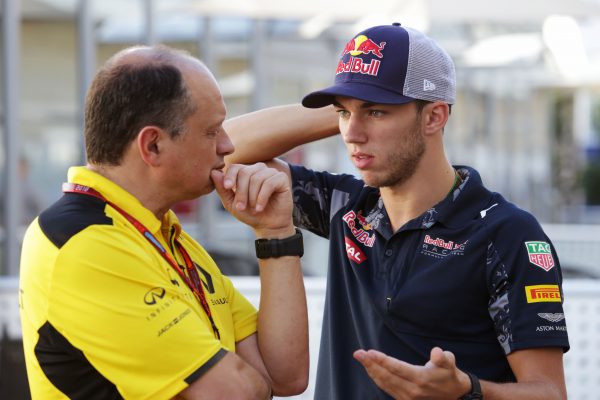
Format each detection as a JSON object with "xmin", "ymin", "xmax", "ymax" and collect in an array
[{"xmin": 359, "ymin": 172, "xmax": 379, "ymax": 187}]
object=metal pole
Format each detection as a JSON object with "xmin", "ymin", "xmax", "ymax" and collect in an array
[
  {"xmin": 143, "ymin": 0, "xmax": 157, "ymax": 45},
  {"xmin": 197, "ymin": 16, "xmax": 217, "ymax": 247},
  {"xmin": 199, "ymin": 16, "xmax": 216, "ymax": 73},
  {"xmin": 250, "ymin": 19, "xmax": 266, "ymax": 111},
  {"xmin": 2, "ymin": 0, "xmax": 22, "ymax": 276},
  {"xmin": 77, "ymin": 0, "xmax": 96, "ymax": 164}
]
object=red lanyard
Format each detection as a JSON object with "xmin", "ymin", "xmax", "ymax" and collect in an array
[{"xmin": 62, "ymin": 183, "xmax": 220, "ymax": 340}]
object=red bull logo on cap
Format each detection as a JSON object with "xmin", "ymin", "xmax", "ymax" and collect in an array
[
  {"xmin": 336, "ymin": 35, "xmax": 386, "ymax": 77},
  {"xmin": 341, "ymin": 35, "xmax": 386, "ymax": 58}
]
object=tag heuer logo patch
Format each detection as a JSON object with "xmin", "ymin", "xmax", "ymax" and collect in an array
[{"xmin": 525, "ymin": 241, "xmax": 555, "ymax": 271}]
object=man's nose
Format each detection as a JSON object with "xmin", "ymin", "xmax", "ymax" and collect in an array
[{"xmin": 341, "ymin": 117, "xmax": 367, "ymax": 144}]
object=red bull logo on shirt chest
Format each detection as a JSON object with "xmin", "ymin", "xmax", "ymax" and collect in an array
[
  {"xmin": 525, "ymin": 241, "xmax": 555, "ymax": 271},
  {"xmin": 342, "ymin": 210, "xmax": 376, "ymax": 247}
]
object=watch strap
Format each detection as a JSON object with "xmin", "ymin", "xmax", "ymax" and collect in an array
[
  {"xmin": 255, "ymin": 228, "xmax": 304, "ymax": 259},
  {"xmin": 459, "ymin": 371, "xmax": 483, "ymax": 400}
]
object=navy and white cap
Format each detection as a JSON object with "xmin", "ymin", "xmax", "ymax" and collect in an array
[{"xmin": 302, "ymin": 23, "xmax": 456, "ymax": 108}]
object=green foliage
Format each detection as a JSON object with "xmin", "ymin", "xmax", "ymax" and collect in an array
[
  {"xmin": 593, "ymin": 100, "xmax": 600, "ymax": 139},
  {"xmin": 583, "ymin": 161, "xmax": 600, "ymax": 205}
]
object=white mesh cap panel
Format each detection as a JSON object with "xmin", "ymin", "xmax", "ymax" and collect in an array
[{"xmin": 403, "ymin": 28, "xmax": 456, "ymax": 104}]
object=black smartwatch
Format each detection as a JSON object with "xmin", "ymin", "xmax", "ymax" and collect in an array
[
  {"xmin": 459, "ymin": 372, "xmax": 483, "ymax": 400},
  {"xmin": 255, "ymin": 228, "xmax": 304, "ymax": 259}
]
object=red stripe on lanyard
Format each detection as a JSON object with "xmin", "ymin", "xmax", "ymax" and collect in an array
[{"xmin": 62, "ymin": 182, "xmax": 220, "ymax": 339}]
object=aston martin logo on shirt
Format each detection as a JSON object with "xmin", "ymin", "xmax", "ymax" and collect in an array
[{"xmin": 538, "ymin": 313, "xmax": 565, "ymax": 323}]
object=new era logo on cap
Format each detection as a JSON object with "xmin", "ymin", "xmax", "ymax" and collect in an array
[
  {"xmin": 423, "ymin": 79, "xmax": 436, "ymax": 91},
  {"xmin": 302, "ymin": 23, "xmax": 456, "ymax": 108}
]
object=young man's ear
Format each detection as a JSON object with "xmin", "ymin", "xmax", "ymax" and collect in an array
[
  {"xmin": 422, "ymin": 101, "xmax": 449, "ymax": 135},
  {"xmin": 137, "ymin": 126, "xmax": 164, "ymax": 166}
]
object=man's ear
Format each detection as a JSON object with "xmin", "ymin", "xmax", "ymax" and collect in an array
[
  {"xmin": 137, "ymin": 126, "xmax": 164, "ymax": 166},
  {"xmin": 422, "ymin": 101, "xmax": 449, "ymax": 135}
]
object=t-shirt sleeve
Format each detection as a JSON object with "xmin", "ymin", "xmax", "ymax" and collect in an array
[
  {"xmin": 47, "ymin": 226, "xmax": 226, "ymax": 400},
  {"xmin": 289, "ymin": 164, "xmax": 363, "ymax": 239},
  {"xmin": 484, "ymin": 204, "xmax": 569, "ymax": 355}
]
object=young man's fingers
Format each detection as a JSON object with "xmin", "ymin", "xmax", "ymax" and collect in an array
[
  {"xmin": 428, "ymin": 346, "xmax": 456, "ymax": 370},
  {"xmin": 354, "ymin": 350, "xmax": 413, "ymax": 398}
]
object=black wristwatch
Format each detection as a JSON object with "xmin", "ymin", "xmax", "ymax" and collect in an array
[
  {"xmin": 459, "ymin": 372, "xmax": 483, "ymax": 400},
  {"xmin": 255, "ymin": 228, "xmax": 304, "ymax": 259}
]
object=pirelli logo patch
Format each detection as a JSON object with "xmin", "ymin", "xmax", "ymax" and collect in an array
[
  {"xmin": 525, "ymin": 241, "xmax": 555, "ymax": 271},
  {"xmin": 525, "ymin": 285, "xmax": 561, "ymax": 303}
]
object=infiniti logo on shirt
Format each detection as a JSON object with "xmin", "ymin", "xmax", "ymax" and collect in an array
[{"xmin": 144, "ymin": 287, "xmax": 166, "ymax": 305}]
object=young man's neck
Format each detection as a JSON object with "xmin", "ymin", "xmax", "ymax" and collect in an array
[{"xmin": 380, "ymin": 162, "xmax": 456, "ymax": 232}]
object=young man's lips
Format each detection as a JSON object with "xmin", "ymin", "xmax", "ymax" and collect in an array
[{"xmin": 352, "ymin": 154, "xmax": 374, "ymax": 169}]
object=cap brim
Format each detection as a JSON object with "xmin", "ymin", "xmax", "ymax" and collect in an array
[{"xmin": 302, "ymin": 82, "xmax": 415, "ymax": 108}]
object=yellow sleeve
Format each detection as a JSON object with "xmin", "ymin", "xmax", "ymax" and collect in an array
[
  {"xmin": 221, "ymin": 275, "xmax": 258, "ymax": 343},
  {"xmin": 177, "ymin": 232, "xmax": 258, "ymax": 345}
]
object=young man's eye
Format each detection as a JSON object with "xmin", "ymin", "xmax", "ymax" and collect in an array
[
  {"xmin": 336, "ymin": 109, "xmax": 350, "ymax": 119},
  {"xmin": 369, "ymin": 110, "xmax": 384, "ymax": 117}
]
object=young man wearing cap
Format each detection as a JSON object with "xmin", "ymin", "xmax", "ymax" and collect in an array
[{"xmin": 225, "ymin": 23, "xmax": 569, "ymax": 399}]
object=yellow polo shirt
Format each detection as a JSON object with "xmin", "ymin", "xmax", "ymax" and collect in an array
[{"xmin": 20, "ymin": 167, "xmax": 257, "ymax": 399}]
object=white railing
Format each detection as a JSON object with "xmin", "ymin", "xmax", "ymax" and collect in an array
[
  {"xmin": 543, "ymin": 224, "xmax": 600, "ymax": 278},
  {"xmin": 1, "ymin": 277, "xmax": 599, "ymax": 399}
]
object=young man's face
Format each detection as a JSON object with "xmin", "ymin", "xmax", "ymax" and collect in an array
[{"xmin": 334, "ymin": 97, "xmax": 425, "ymax": 188}]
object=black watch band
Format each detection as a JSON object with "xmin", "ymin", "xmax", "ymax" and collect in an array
[
  {"xmin": 459, "ymin": 372, "xmax": 483, "ymax": 400},
  {"xmin": 255, "ymin": 228, "xmax": 304, "ymax": 259}
]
